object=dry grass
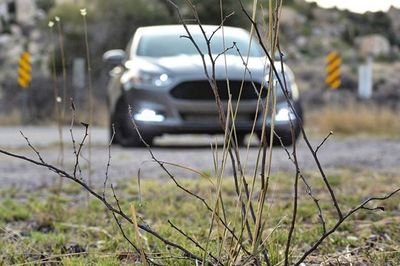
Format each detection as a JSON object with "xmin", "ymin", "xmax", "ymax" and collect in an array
[
  {"xmin": 307, "ymin": 104, "xmax": 400, "ymax": 137},
  {"xmin": 0, "ymin": 110, "xmax": 22, "ymax": 125},
  {"xmin": 0, "ymin": 100, "xmax": 108, "ymax": 127},
  {"xmin": 0, "ymin": 170, "xmax": 399, "ymax": 265},
  {"xmin": 73, "ymin": 101, "xmax": 109, "ymax": 127}
]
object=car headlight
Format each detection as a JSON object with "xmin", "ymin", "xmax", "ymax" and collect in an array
[
  {"xmin": 264, "ymin": 75, "xmax": 286, "ymax": 98},
  {"xmin": 290, "ymin": 81, "xmax": 299, "ymax": 101},
  {"xmin": 121, "ymin": 70, "xmax": 172, "ymax": 90},
  {"xmin": 133, "ymin": 108, "xmax": 165, "ymax": 122},
  {"xmin": 275, "ymin": 107, "xmax": 296, "ymax": 122}
]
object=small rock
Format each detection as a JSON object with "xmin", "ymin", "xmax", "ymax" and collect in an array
[
  {"xmin": 62, "ymin": 243, "xmax": 86, "ymax": 254},
  {"xmin": 34, "ymin": 222, "xmax": 54, "ymax": 234},
  {"xmin": 368, "ymin": 234, "xmax": 378, "ymax": 242}
]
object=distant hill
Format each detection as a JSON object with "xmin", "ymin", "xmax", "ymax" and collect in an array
[{"xmin": 278, "ymin": 0, "xmax": 400, "ymax": 61}]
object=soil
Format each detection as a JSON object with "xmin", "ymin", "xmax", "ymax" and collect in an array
[{"xmin": 0, "ymin": 127, "xmax": 399, "ymax": 190}]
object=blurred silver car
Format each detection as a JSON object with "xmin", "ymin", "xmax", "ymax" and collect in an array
[{"xmin": 103, "ymin": 25, "xmax": 302, "ymax": 147}]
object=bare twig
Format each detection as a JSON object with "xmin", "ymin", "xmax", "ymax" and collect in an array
[
  {"xmin": 295, "ymin": 188, "xmax": 400, "ymax": 265},
  {"xmin": 300, "ymin": 174, "xmax": 326, "ymax": 234},
  {"xmin": 238, "ymin": 0, "xmax": 344, "ymax": 221},
  {"xmin": 111, "ymin": 213, "xmax": 142, "ymax": 259},
  {"xmin": 0, "ymin": 147, "xmax": 207, "ymax": 264},
  {"xmin": 168, "ymin": 220, "xmax": 223, "ymax": 265},
  {"xmin": 316, "ymin": 131, "xmax": 333, "ymax": 154},
  {"xmin": 128, "ymin": 107, "xmax": 248, "ymax": 254},
  {"xmin": 20, "ymin": 131, "xmax": 45, "ymax": 164},
  {"xmin": 73, "ymin": 122, "xmax": 89, "ymax": 179},
  {"xmin": 69, "ymin": 100, "xmax": 82, "ymax": 179},
  {"xmin": 81, "ymin": 8, "xmax": 93, "ymax": 195},
  {"xmin": 103, "ymin": 124, "xmax": 115, "ymax": 199}
]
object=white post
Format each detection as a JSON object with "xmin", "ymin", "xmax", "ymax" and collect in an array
[
  {"xmin": 72, "ymin": 57, "xmax": 85, "ymax": 105},
  {"xmin": 358, "ymin": 56, "xmax": 373, "ymax": 99}
]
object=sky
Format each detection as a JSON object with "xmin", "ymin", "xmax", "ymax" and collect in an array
[{"xmin": 304, "ymin": 0, "xmax": 400, "ymax": 13}]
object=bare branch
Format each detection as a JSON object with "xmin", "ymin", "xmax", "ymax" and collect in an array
[
  {"xmin": 168, "ymin": 220, "xmax": 223, "ymax": 265},
  {"xmin": 20, "ymin": 131, "xmax": 45, "ymax": 164},
  {"xmin": 295, "ymin": 188, "xmax": 400, "ymax": 265},
  {"xmin": 103, "ymin": 124, "xmax": 115, "ymax": 199},
  {"xmin": 69, "ymin": 99, "xmax": 83, "ymax": 179},
  {"xmin": 127, "ymin": 107, "xmax": 249, "ymax": 254},
  {"xmin": 300, "ymin": 175, "xmax": 326, "ymax": 234},
  {"xmin": 316, "ymin": 131, "xmax": 333, "ymax": 154},
  {"xmin": 238, "ymin": 0, "xmax": 343, "ymax": 221},
  {"xmin": 0, "ymin": 147, "xmax": 207, "ymax": 264},
  {"xmin": 73, "ymin": 122, "xmax": 89, "ymax": 179}
]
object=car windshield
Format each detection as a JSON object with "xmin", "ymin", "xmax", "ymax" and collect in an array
[{"xmin": 135, "ymin": 30, "xmax": 264, "ymax": 58}]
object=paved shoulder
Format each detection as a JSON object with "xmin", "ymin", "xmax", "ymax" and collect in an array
[{"xmin": 0, "ymin": 127, "xmax": 399, "ymax": 189}]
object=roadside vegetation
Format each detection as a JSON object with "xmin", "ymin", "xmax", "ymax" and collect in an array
[
  {"xmin": 1, "ymin": 170, "xmax": 399, "ymax": 265},
  {"xmin": 307, "ymin": 105, "xmax": 400, "ymax": 138}
]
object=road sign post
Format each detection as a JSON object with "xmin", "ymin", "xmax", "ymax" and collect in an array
[
  {"xmin": 325, "ymin": 52, "xmax": 341, "ymax": 90},
  {"xmin": 18, "ymin": 51, "xmax": 31, "ymax": 89},
  {"xmin": 17, "ymin": 51, "xmax": 32, "ymax": 124}
]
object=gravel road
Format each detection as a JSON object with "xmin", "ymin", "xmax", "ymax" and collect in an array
[{"xmin": 0, "ymin": 126, "xmax": 399, "ymax": 190}]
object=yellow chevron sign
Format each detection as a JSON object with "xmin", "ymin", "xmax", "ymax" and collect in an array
[
  {"xmin": 18, "ymin": 52, "xmax": 31, "ymax": 89},
  {"xmin": 325, "ymin": 52, "xmax": 341, "ymax": 90}
]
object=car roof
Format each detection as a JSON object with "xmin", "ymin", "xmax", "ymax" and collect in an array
[{"xmin": 135, "ymin": 24, "xmax": 249, "ymax": 37}]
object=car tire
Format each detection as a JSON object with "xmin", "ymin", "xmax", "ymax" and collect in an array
[
  {"xmin": 236, "ymin": 133, "xmax": 246, "ymax": 147},
  {"xmin": 293, "ymin": 100, "xmax": 304, "ymax": 123},
  {"xmin": 257, "ymin": 126, "xmax": 300, "ymax": 147},
  {"xmin": 112, "ymin": 99, "xmax": 153, "ymax": 147},
  {"xmin": 273, "ymin": 101, "xmax": 303, "ymax": 146},
  {"xmin": 257, "ymin": 99, "xmax": 303, "ymax": 147},
  {"xmin": 275, "ymin": 125, "xmax": 301, "ymax": 147}
]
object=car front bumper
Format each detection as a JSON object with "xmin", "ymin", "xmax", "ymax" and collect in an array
[{"xmin": 124, "ymin": 87, "xmax": 299, "ymax": 136}]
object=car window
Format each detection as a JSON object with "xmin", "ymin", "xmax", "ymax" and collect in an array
[{"xmin": 135, "ymin": 31, "xmax": 264, "ymax": 58}]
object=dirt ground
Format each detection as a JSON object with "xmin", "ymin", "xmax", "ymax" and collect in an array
[{"xmin": 0, "ymin": 126, "xmax": 399, "ymax": 190}]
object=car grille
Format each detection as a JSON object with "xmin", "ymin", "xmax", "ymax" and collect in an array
[
  {"xmin": 180, "ymin": 113, "xmax": 254, "ymax": 123},
  {"xmin": 170, "ymin": 80, "xmax": 267, "ymax": 100}
]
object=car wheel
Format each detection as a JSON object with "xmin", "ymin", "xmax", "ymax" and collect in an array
[
  {"xmin": 235, "ymin": 134, "xmax": 246, "ymax": 147},
  {"xmin": 223, "ymin": 133, "xmax": 246, "ymax": 147},
  {"xmin": 257, "ymin": 101, "xmax": 303, "ymax": 147},
  {"xmin": 274, "ymin": 126, "xmax": 300, "ymax": 147},
  {"xmin": 112, "ymin": 99, "xmax": 153, "ymax": 147},
  {"xmin": 293, "ymin": 100, "xmax": 304, "ymax": 123},
  {"xmin": 257, "ymin": 124, "xmax": 301, "ymax": 147}
]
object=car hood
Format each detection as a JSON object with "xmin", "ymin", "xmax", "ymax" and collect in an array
[{"xmin": 126, "ymin": 55, "xmax": 269, "ymax": 80}]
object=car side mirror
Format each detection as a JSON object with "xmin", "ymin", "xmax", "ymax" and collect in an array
[{"xmin": 103, "ymin": 49, "xmax": 126, "ymax": 65}]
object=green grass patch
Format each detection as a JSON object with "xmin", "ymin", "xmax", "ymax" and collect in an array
[
  {"xmin": 0, "ymin": 169, "xmax": 399, "ymax": 265},
  {"xmin": 0, "ymin": 198, "xmax": 31, "ymax": 222}
]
